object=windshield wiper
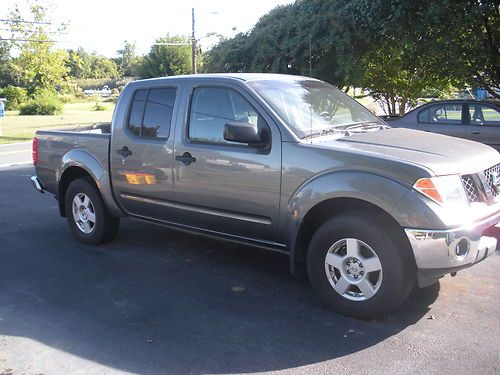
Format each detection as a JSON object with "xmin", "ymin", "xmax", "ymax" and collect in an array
[
  {"xmin": 301, "ymin": 127, "xmax": 350, "ymax": 140},
  {"xmin": 345, "ymin": 122, "xmax": 390, "ymax": 131}
]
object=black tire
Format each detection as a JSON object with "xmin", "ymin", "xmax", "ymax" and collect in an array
[
  {"xmin": 307, "ymin": 211, "xmax": 416, "ymax": 319},
  {"xmin": 65, "ymin": 177, "xmax": 119, "ymax": 245}
]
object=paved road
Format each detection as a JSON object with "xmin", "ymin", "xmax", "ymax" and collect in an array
[
  {"xmin": 0, "ymin": 142, "xmax": 32, "ymax": 168},
  {"xmin": 0, "ymin": 165, "xmax": 499, "ymax": 375}
]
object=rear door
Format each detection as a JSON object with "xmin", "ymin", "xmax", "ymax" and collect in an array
[
  {"xmin": 110, "ymin": 83, "xmax": 181, "ymax": 222},
  {"xmin": 172, "ymin": 81, "xmax": 282, "ymax": 242},
  {"xmin": 466, "ymin": 103, "xmax": 500, "ymax": 152},
  {"xmin": 416, "ymin": 102, "xmax": 467, "ymax": 139}
]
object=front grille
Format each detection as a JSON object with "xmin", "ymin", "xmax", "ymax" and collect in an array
[
  {"xmin": 461, "ymin": 175, "xmax": 480, "ymax": 202},
  {"xmin": 483, "ymin": 163, "xmax": 500, "ymax": 197}
]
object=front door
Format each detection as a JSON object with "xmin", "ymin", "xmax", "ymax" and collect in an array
[
  {"xmin": 172, "ymin": 83, "xmax": 282, "ymax": 242},
  {"xmin": 110, "ymin": 84, "xmax": 180, "ymax": 222},
  {"xmin": 466, "ymin": 103, "xmax": 500, "ymax": 152}
]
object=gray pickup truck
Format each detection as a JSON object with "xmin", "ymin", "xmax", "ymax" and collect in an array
[{"xmin": 31, "ymin": 74, "xmax": 499, "ymax": 318}]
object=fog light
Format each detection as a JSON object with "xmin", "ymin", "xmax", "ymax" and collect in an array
[{"xmin": 454, "ymin": 238, "xmax": 470, "ymax": 259}]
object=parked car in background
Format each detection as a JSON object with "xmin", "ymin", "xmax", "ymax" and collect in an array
[{"xmin": 386, "ymin": 100, "xmax": 500, "ymax": 152}]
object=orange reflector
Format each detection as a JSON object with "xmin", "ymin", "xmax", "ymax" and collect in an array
[{"xmin": 413, "ymin": 178, "xmax": 443, "ymax": 204}]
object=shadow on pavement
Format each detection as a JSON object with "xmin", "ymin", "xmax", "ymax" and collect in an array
[{"xmin": 0, "ymin": 166, "xmax": 439, "ymax": 374}]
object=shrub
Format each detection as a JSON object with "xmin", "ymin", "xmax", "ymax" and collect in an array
[
  {"xmin": 92, "ymin": 102, "xmax": 106, "ymax": 111},
  {"xmin": 19, "ymin": 92, "xmax": 63, "ymax": 115},
  {"xmin": 59, "ymin": 94, "xmax": 76, "ymax": 103},
  {"xmin": 0, "ymin": 86, "xmax": 28, "ymax": 110}
]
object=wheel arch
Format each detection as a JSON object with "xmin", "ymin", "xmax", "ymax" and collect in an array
[
  {"xmin": 57, "ymin": 149, "xmax": 123, "ymax": 217},
  {"xmin": 284, "ymin": 172, "xmax": 414, "ymax": 276}
]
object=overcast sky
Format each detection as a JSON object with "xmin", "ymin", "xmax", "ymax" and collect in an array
[{"xmin": 1, "ymin": 0, "xmax": 293, "ymax": 56}]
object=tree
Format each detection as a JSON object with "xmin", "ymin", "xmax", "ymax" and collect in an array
[
  {"xmin": 341, "ymin": 0, "xmax": 499, "ymax": 109},
  {"xmin": 0, "ymin": 37, "xmax": 13, "ymax": 87},
  {"xmin": 204, "ymin": 0, "xmax": 368, "ymax": 88},
  {"xmin": 203, "ymin": 33, "xmax": 253, "ymax": 73},
  {"xmin": 66, "ymin": 48, "xmax": 93, "ymax": 78},
  {"xmin": 7, "ymin": 1, "xmax": 68, "ymax": 94},
  {"xmin": 89, "ymin": 55, "xmax": 119, "ymax": 79},
  {"xmin": 116, "ymin": 41, "xmax": 139, "ymax": 77},
  {"xmin": 137, "ymin": 35, "xmax": 191, "ymax": 78}
]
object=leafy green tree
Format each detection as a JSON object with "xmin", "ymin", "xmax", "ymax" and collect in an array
[
  {"xmin": 116, "ymin": 41, "xmax": 139, "ymax": 77},
  {"xmin": 204, "ymin": 0, "xmax": 367, "ymax": 88},
  {"xmin": 137, "ymin": 35, "xmax": 192, "ymax": 78},
  {"xmin": 89, "ymin": 55, "xmax": 119, "ymax": 79},
  {"xmin": 203, "ymin": 33, "xmax": 253, "ymax": 73},
  {"xmin": 7, "ymin": 1, "xmax": 68, "ymax": 94},
  {"xmin": 342, "ymin": 0, "xmax": 499, "ymax": 108},
  {"xmin": 66, "ymin": 48, "xmax": 93, "ymax": 79},
  {"xmin": 0, "ymin": 38, "xmax": 13, "ymax": 87}
]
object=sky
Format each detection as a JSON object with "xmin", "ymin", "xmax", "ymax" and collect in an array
[{"xmin": 0, "ymin": 0, "xmax": 293, "ymax": 57}]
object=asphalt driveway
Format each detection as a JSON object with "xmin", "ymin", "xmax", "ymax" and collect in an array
[{"xmin": 0, "ymin": 165, "xmax": 499, "ymax": 375}]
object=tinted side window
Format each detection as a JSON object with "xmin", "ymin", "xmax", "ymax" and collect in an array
[
  {"xmin": 427, "ymin": 104, "xmax": 463, "ymax": 124},
  {"xmin": 189, "ymin": 87, "xmax": 261, "ymax": 144},
  {"xmin": 142, "ymin": 88, "xmax": 176, "ymax": 138},
  {"xmin": 128, "ymin": 89, "xmax": 147, "ymax": 136},
  {"xmin": 417, "ymin": 108, "xmax": 429, "ymax": 123},
  {"xmin": 469, "ymin": 104, "xmax": 500, "ymax": 126},
  {"xmin": 127, "ymin": 88, "xmax": 176, "ymax": 138}
]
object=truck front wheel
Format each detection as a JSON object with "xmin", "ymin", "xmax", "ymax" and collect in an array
[
  {"xmin": 307, "ymin": 211, "xmax": 415, "ymax": 319},
  {"xmin": 65, "ymin": 177, "xmax": 119, "ymax": 245}
]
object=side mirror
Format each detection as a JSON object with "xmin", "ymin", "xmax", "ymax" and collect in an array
[{"xmin": 224, "ymin": 122, "xmax": 263, "ymax": 145}]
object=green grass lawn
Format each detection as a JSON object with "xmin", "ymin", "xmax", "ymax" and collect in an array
[{"xmin": 0, "ymin": 102, "xmax": 115, "ymax": 144}]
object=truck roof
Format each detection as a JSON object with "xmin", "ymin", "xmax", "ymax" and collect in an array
[{"xmin": 135, "ymin": 73, "xmax": 314, "ymax": 84}]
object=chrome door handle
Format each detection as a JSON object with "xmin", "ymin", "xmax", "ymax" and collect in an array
[{"xmin": 175, "ymin": 152, "xmax": 196, "ymax": 166}]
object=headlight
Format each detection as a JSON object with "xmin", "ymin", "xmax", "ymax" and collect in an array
[{"xmin": 413, "ymin": 175, "xmax": 469, "ymax": 209}]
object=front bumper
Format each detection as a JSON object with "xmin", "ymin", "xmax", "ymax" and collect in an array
[{"xmin": 405, "ymin": 212, "xmax": 499, "ymax": 287}]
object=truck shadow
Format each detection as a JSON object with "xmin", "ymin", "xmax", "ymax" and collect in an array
[{"xmin": 0, "ymin": 189, "xmax": 440, "ymax": 374}]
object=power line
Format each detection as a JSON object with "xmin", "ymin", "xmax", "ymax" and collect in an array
[
  {"xmin": 0, "ymin": 27, "xmax": 68, "ymax": 35},
  {"xmin": 0, "ymin": 37, "xmax": 59, "ymax": 43},
  {"xmin": 0, "ymin": 18, "xmax": 53, "ymax": 25}
]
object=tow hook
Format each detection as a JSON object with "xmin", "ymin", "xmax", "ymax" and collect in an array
[{"xmin": 450, "ymin": 272, "xmax": 457, "ymax": 277}]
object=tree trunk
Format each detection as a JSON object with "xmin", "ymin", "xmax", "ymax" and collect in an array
[{"xmin": 399, "ymin": 98, "xmax": 407, "ymax": 115}]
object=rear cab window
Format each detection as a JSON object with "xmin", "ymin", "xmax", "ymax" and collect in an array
[{"xmin": 127, "ymin": 87, "xmax": 177, "ymax": 139}]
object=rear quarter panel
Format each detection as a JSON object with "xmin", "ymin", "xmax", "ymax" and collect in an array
[{"xmin": 34, "ymin": 130, "xmax": 123, "ymax": 217}]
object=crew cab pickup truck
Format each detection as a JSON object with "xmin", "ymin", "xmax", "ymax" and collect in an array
[{"xmin": 31, "ymin": 74, "xmax": 500, "ymax": 318}]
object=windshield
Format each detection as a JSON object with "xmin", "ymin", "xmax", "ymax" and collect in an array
[{"xmin": 248, "ymin": 79, "xmax": 387, "ymax": 139}]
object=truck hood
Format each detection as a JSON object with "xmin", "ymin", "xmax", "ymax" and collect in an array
[{"xmin": 307, "ymin": 128, "xmax": 500, "ymax": 176}]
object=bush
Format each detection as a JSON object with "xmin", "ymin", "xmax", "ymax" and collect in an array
[
  {"xmin": 59, "ymin": 93, "xmax": 76, "ymax": 103},
  {"xmin": 0, "ymin": 86, "xmax": 28, "ymax": 110},
  {"xmin": 92, "ymin": 102, "xmax": 106, "ymax": 111},
  {"xmin": 19, "ymin": 92, "xmax": 63, "ymax": 115}
]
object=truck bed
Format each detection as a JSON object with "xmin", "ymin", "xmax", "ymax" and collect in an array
[{"xmin": 35, "ymin": 123, "xmax": 112, "ymax": 195}]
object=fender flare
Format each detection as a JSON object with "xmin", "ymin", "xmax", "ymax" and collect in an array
[
  {"xmin": 283, "ymin": 171, "xmax": 411, "ymax": 274},
  {"xmin": 58, "ymin": 149, "xmax": 124, "ymax": 217}
]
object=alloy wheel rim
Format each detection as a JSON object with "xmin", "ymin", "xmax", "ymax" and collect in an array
[
  {"xmin": 72, "ymin": 193, "xmax": 96, "ymax": 234},
  {"xmin": 324, "ymin": 238, "xmax": 383, "ymax": 301}
]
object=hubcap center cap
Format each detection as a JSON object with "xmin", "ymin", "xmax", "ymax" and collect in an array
[
  {"xmin": 79, "ymin": 206, "xmax": 88, "ymax": 221},
  {"xmin": 346, "ymin": 258, "xmax": 364, "ymax": 277}
]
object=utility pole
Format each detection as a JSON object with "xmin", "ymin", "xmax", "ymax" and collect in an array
[{"xmin": 191, "ymin": 7, "xmax": 197, "ymax": 74}]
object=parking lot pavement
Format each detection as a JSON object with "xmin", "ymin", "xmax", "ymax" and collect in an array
[
  {"xmin": 0, "ymin": 165, "xmax": 499, "ymax": 375},
  {"xmin": 0, "ymin": 142, "xmax": 32, "ymax": 168}
]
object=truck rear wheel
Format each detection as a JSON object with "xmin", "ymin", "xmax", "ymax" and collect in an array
[
  {"xmin": 65, "ymin": 177, "xmax": 119, "ymax": 245},
  {"xmin": 307, "ymin": 211, "xmax": 415, "ymax": 319}
]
